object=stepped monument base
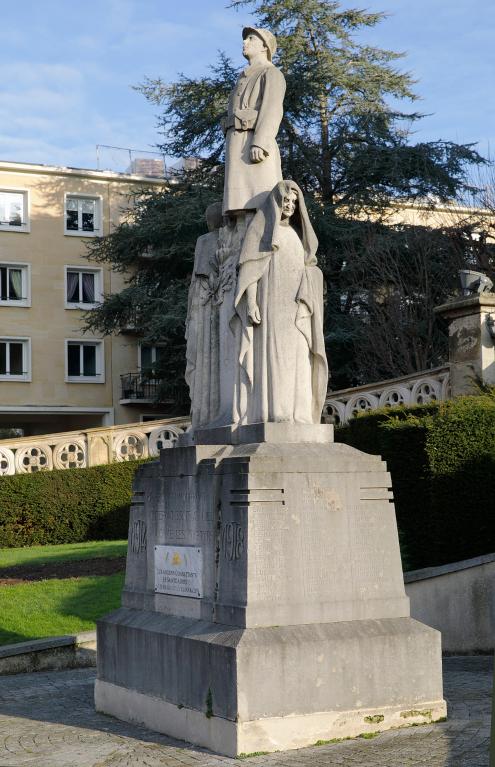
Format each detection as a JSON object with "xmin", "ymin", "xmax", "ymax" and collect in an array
[{"xmin": 95, "ymin": 424, "xmax": 446, "ymax": 756}]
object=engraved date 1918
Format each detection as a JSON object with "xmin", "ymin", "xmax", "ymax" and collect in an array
[{"xmin": 221, "ymin": 522, "xmax": 245, "ymax": 561}]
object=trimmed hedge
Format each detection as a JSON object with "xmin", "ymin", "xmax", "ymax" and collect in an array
[
  {"xmin": 0, "ymin": 460, "xmax": 149, "ymax": 548},
  {"xmin": 336, "ymin": 395, "xmax": 495, "ymax": 571}
]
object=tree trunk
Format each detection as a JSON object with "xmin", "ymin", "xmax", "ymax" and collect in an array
[{"xmin": 319, "ymin": 96, "xmax": 333, "ymax": 204}]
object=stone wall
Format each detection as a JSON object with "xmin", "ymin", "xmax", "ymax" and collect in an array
[{"xmin": 405, "ymin": 554, "xmax": 495, "ymax": 654}]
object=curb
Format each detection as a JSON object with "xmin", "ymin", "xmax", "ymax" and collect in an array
[{"xmin": 0, "ymin": 631, "xmax": 96, "ymax": 676}]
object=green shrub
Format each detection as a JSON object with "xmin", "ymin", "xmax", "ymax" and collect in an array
[
  {"xmin": 0, "ymin": 460, "xmax": 150, "ymax": 548},
  {"xmin": 336, "ymin": 395, "xmax": 495, "ymax": 570}
]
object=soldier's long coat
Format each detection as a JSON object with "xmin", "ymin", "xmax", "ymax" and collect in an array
[{"xmin": 223, "ymin": 61, "xmax": 286, "ymax": 214}]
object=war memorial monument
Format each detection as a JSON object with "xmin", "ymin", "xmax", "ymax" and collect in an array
[{"xmin": 95, "ymin": 26, "xmax": 446, "ymax": 756}]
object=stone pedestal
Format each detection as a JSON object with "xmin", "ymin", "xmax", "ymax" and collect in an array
[
  {"xmin": 435, "ymin": 294, "xmax": 495, "ymax": 395},
  {"xmin": 95, "ymin": 426, "xmax": 446, "ymax": 756}
]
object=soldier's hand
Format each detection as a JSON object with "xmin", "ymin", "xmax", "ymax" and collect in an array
[{"xmin": 250, "ymin": 146, "xmax": 267, "ymax": 163}]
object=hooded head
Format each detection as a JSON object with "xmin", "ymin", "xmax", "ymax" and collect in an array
[{"xmin": 239, "ymin": 180, "xmax": 318, "ymax": 269}]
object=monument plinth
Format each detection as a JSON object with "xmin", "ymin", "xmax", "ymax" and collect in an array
[
  {"xmin": 96, "ymin": 24, "xmax": 445, "ymax": 756},
  {"xmin": 96, "ymin": 425, "xmax": 445, "ymax": 755}
]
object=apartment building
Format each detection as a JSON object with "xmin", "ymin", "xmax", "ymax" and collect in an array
[{"xmin": 0, "ymin": 160, "xmax": 170, "ymax": 436}]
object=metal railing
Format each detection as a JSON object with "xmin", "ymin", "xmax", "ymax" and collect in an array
[
  {"xmin": 120, "ymin": 373, "xmax": 167, "ymax": 403},
  {"xmin": 95, "ymin": 145, "xmax": 167, "ymax": 178}
]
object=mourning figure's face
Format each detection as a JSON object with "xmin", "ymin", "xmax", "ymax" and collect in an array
[{"xmin": 281, "ymin": 190, "xmax": 297, "ymax": 220}]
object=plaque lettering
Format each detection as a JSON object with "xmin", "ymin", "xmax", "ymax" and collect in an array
[{"xmin": 154, "ymin": 545, "xmax": 203, "ymax": 598}]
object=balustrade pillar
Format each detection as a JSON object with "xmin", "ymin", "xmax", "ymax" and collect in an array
[
  {"xmin": 87, "ymin": 431, "xmax": 112, "ymax": 466},
  {"xmin": 435, "ymin": 294, "xmax": 495, "ymax": 396}
]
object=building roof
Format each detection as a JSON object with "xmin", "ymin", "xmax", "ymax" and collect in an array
[{"xmin": 0, "ymin": 159, "xmax": 167, "ymax": 184}]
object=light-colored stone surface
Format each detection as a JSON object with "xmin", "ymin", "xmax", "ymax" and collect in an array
[
  {"xmin": 324, "ymin": 364, "xmax": 451, "ymax": 424},
  {"xmin": 121, "ymin": 440, "xmax": 409, "ymax": 627},
  {"xmin": 222, "ymin": 29, "xmax": 285, "ymax": 214},
  {"xmin": 99, "ymin": 438, "xmax": 444, "ymax": 756},
  {"xmin": 185, "ymin": 212, "xmax": 254, "ymax": 431},
  {"xmin": 185, "ymin": 421, "xmax": 334, "ymax": 445},
  {"xmin": 185, "ymin": 184, "xmax": 328, "ymax": 431},
  {"xmin": 234, "ymin": 181, "xmax": 328, "ymax": 426},
  {"xmin": 435, "ymin": 294, "xmax": 495, "ymax": 394},
  {"xmin": 96, "ymin": 610, "xmax": 445, "ymax": 756},
  {"xmin": 0, "ymin": 417, "xmax": 188, "ymax": 475},
  {"xmin": 185, "ymin": 203, "xmax": 222, "ymax": 429},
  {"xmin": 0, "ymin": 658, "xmax": 490, "ymax": 766},
  {"xmin": 96, "ymin": 678, "xmax": 446, "ymax": 756},
  {"xmin": 186, "ymin": 31, "xmax": 327, "ymax": 431},
  {"xmin": 0, "ymin": 632, "xmax": 96, "ymax": 676},
  {"xmin": 405, "ymin": 553, "xmax": 495, "ymax": 654}
]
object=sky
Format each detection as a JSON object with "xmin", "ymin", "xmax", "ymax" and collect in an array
[{"xmin": 0, "ymin": 0, "xmax": 493, "ymax": 171}]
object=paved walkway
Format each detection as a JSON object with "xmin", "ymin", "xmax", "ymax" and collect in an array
[{"xmin": 0, "ymin": 657, "xmax": 491, "ymax": 767}]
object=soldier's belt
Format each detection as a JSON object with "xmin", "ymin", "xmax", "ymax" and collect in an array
[{"xmin": 221, "ymin": 108, "xmax": 258, "ymax": 134}]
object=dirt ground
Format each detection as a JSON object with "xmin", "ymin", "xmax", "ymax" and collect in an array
[{"xmin": 0, "ymin": 556, "xmax": 127, "ymax": 586}]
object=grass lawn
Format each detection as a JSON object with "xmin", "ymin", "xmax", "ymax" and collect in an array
[
  {"xmin": 0, "ymin": 572, "xmax": 124, "ymax": 646},
  {"xmin": 0, "ymin": 539, "xmax": 127, "ymax": 569}
]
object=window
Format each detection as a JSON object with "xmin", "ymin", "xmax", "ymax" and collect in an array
[
  {"xmin": 64, "ymin": 195, "xmax": 101, "ymax": 236},
  {"xmin": 65, "ymin": 340, "xmax": 104, "ymax": 382},
  {"xmin": 0, "ymin": 190, "xmax": 29, "ymax": 232},
  {"xmin": 139, "ymin": 344, "xmax": 166, "ymax": 375},
  {"xmin": 65, "ymin": 267, "xmax": 102, "ymax": 308},
  {"xmin": 0, "ymin": 338, "xmax": 31, "ymax": 380},
  {"xmin": 0, "ymin": 263, "xmax": 30, "ymax": 306}
]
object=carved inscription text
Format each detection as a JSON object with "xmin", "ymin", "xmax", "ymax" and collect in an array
[
  {"xmin": 130, "ymin": 519, "xmax": 147, "ymax": 554},
  {"xmin": 221, "ymin": 522, "xmax": 245, "ymax": 561}
]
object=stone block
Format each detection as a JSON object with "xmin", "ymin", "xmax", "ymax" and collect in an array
[
  {"xmin": 97, "ymin": 437, "xmax": 445, "ymax": 755},
  {"xmin": 121, "ymin": 441, "xmax": 408, "ymax": 628},
  {"xmin": 96, "ymin": 609, "xmax": 445, "ymax": 756},
  {"xmin": 186, "ymin": 422, "xmax": 334, "ymax": 446}
]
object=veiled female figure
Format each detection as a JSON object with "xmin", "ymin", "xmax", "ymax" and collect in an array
[{"xmin": 234, "ymin": 180, "xmax": 328, "ymax": 424}]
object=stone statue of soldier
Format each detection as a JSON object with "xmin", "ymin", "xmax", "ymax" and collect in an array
[{"xmin": 222, "ymin": 27, "xmax": 286, "ymax": 215}]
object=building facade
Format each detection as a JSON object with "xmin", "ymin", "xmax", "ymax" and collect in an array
[{"xmin": 0, "ymin": 160, "xmax": 169, "ymax": 435}]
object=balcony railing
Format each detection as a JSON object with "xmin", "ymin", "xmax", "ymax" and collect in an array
[{"xmin": 120, "ymin": 373, "xmax": 169, "ymax": 404}]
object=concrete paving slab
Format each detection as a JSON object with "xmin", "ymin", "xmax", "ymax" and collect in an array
[{"xmin": 0, "ymin": 657, "xmax": 491, "ymax": 766}]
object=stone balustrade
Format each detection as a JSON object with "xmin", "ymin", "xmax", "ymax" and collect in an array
[
  {"xmin": 323, "ymin": 365, "xmax": 451, "ymax": 425},
  {"xmin": 0, "ymin": 366, "xmax": 453, "ymax": 475},
  {"xmin": 0, "ymin": 417, "xmax": 189, "ymax": 476}
]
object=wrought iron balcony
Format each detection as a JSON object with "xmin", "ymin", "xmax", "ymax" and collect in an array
[{"xmin": 120, "ymin": 373, "xmax": 168, "ymax": 404}]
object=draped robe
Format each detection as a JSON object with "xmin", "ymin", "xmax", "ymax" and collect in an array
[{"xmin": 234, "ymin": 182, "xmax": 328, "ymax": 424}]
